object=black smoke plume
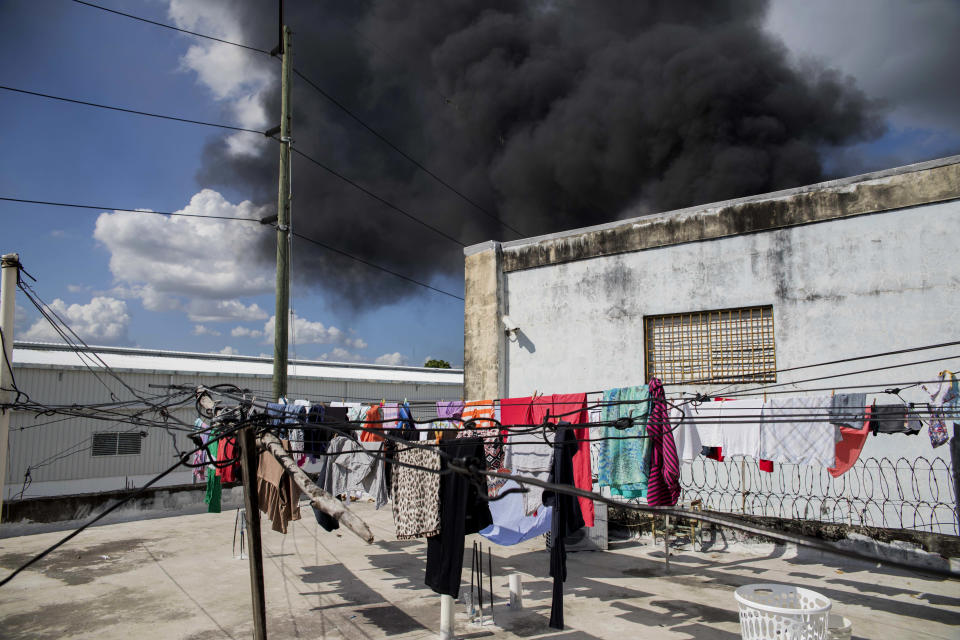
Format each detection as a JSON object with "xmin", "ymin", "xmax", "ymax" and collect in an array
[{"xmin": 198, "ymin": 0, "xmax": 884, "ymax": 307}]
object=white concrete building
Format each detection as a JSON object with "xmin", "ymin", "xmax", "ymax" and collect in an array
[
  {"xmin": 463, "ymin": 155, "xmax": 960, "ymax": 534},
  {"xmin": 5, "ymin": 342, "xmax": 463, "ymax": 500}
]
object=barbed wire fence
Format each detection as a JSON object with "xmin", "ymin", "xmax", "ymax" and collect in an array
[{"xmin": 679, "ymin": 455, "xmax": 959, "ymax": 536}]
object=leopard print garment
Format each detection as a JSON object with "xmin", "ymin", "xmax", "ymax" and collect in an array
[{"xmin": 392, "ymin": 445, "xmax": 442, "ymax": 540}]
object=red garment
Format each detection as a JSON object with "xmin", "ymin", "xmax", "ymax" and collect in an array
[
  {"xmin": 360, "ymin": 405, "xmax": 384, "ymax": 442},
  {"xmin": 829, "ymin": 406, "xmax": 871, "ymax": 477},
  {"xmin": 758, "ymin": 459, "xmax": 774, "ymax": 473},
  {"xmin": 529, "ymin": 395, "xmax": 553, "ymax": 425},
  {"xmin": 216, "ymin": 436, "xmax": 239, "ymax": 483},
  {"xmin": 500, "ymin": 396, "xmax": 532, "ymax": 430},
  {"xmin": 552, "ymin": 393, "xmax": 594, "ymax": 527},
  {"xmin": 499, "ymin": 394, "xmax": 594, "ymax": 526}
]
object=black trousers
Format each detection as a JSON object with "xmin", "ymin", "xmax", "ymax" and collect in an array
[{"xmin": 424, "ymin": 437, "xmax": 492, "ymax": 598}]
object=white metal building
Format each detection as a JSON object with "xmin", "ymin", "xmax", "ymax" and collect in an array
[{"xmin": 5, "ymin": 342, "xmax": 463, "ymax": 500}]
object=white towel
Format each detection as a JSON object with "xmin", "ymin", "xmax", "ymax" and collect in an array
[
  {"xmin": 688, "ymin": 402, "xmax": 725, "ymax": 448},
  {"xmin": 719, "ymin": 399, "xmax": 763, "ymax": 459},
  {"xmin": 670, "ymin": 406, "xmax": 703, "ymax": 463},
  {"xmin": 760, "ymin": 395, "xmax": 835, "ymax": 467}
]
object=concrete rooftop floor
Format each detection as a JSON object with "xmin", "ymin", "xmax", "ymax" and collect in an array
[{"xmin": 0, "ymin": 501, "xmax": 958, "ymax": 639}]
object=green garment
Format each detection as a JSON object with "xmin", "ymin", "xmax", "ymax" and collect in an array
[
  {"xmin": 598, "ymin": 385, "xmax": 651, "ymax": 499},
  {"xmin": 205, "ymin": 466, "xmax": 221, "ymax": 513}
]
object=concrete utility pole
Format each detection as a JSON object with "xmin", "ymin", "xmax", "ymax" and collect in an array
[
  {"xmin": 0, "ymin": 253, "xmax": 20, "ymax": 518},
  {"xmin": 271, "ymin": 25, "xmax": 293, "ymax": 402}
]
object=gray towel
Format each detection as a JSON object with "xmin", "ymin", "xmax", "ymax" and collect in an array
[{"xmin": 827, "ymin": 393, "xmax": 867, "ymax": 428}]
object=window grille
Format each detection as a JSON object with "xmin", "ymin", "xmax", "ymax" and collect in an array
[
  {"xmin": 92, "ymin": 431, "xmax": 142, "ymax": 456},
  {"xmin": 644, "ymin": 306, "xmax": 776, "ymax": 384}
]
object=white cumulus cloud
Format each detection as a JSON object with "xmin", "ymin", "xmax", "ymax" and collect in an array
[
  {"xmin": 320, "ymin": 347, "xmax": 366, "ymax": 363},
  {"xmin": 345, "ymin": 337, "xmax": 368, "ymax": 350},
  {"xmin": 186, "ymin": 299, "xmax": 269, "ymax": 324},
  {"xmin": 374, "ymin": 352, "xmax": 408, "ymax": 366},
  {"xmin": 94, "ymin": 189, "xmax": 272, "ymax": 305},
  {"xmin": 231, "ymin": 325, "xmax": 264, "ymax": 338},
  {"xmin": 21, "ymin": 297, "xmax": 131, "ymax": 345},
  {"xmin": 167, "ymin": 0, "xmax": 274, "ymax": 156},
  {"xmin": 193, "ymin": 324, "xmax": 221, "ymax": 336},
  {"xmin": 218, "ymin": 345, "xmax": 240, "ymax": 356},
  {"xmin": 264, "ymin": 313, "xmax": 356, "ymax": 346}
]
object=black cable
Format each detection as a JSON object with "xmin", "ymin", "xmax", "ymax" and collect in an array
[
  {"xmin": 291, "ymin": 230, "xmax": 464, "ymax": 301},
  {"xmin": 291, "ymin": 69, "xmax": 525, "ymax": 238},
  {"xmin": 0, "ymin": 85, "xmax": 266, "ymax": 134},
  {"xmin": 0, "ymin": 196, "xmax": 463, "ymax": 300},
  {"xmin": 706, "ymin": 353, "xmax": 960, "ymax": 398},
  {"xmin": 289, "ymin": 148, "xmax": 465, "ymax": 247},
  {"xmin": 0, "ymin": 420, "xmax": 248, "ymax": 588},
  {"xmin": 66, "ymin": 0, "xmax": 524, "ymax": 239},
  {"xmin": 68, "ymin": 0, "xmax": 274, "ymax": 54},
  {"xmin": 466, "ymin": 466, "xmax": 959, "ymax": 580},
  {"xmin": 0, "ymin": 196, "xmax": 261, "ymax": 222},
  {"xmin": 696, "ymin": 340, "xmax": 960, "ymax": 391}
]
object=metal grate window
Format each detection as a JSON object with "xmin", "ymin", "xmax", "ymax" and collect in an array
[
  {"xmin": 92, "ymin": 431, "xmax": 142, "ymax": 456},
  {"xmin": 644, "ymin": 306, "xmax": 776, "ymax": 384}
]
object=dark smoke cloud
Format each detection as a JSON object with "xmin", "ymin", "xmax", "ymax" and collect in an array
[{"xmin": 197, "ymin": 0, "xmax": 884, "ymax": 308}]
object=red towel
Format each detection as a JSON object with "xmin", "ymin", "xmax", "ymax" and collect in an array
[
  {"xmin": 552, "ymin": 393, "xmax": 594, "ymax": 527},
  {"xmin": 829, "ymin": 406, "xmax": 871, "ymax": 477}
]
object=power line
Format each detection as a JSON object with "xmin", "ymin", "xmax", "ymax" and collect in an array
[
  {"xmin": 292, "ymin": 231, "xmax": 464, "ymax": 301},
  {"xmin": 1, "ymin": 83, "xmax": 471, "ymax": 248},
  {"xmin": 0, "ymin": 85, "xmax": 264, "ymax": 134},
  {"xmin": 0, "ymin": 196, "xmax": 261, "ymax": 221},
  {"xmin": 707, "ymin": 339, "xmax": 960, "ymax": 393},
  {"xmin": 66, "ymin": 0, "xmax": 527, "ymax": 240},
  {"xmin": 291, "ymin": 69, "xmax": 525, "ymax": 238},
  {"xmin": 0, "ymin": 195, "xmax": 463, "ymax": 300},
  {"xmin": 290, "ymin": 147, "xmax": 465, "ymax": 247},
  {"xmin": 69, "ymin": 0, "xmax": 272, "ymax": 55}
]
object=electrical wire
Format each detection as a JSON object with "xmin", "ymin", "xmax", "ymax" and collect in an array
[
  {"xmin": 68, "ymin": 0, "xmax": 273, "ymax": 54},
  {"xmin": 0, "ymin": 196, "xmax": 463, "ymax": 301},
  {"xmin": 4, "ymin": 392, "xmax": 955, "ymax": 589},
  {"xmin": 0, "ymin": 420, "xmax": 248, "ymax": 588},
  {"xmin": 0, "ymin": 196, "xmax": 262, "ymax": 222},
  {"xmin": 66, "ymin": 0, "xmax": 525, "ymax": 239},
  {"xmin": 290, "ymin": 69, "xmax": 525, "ymax": 238},
  {"xmin": 0, "ymin": 85, "xmax": 265, "ymax": 134},
  {"xmin": 680, "ymin": 339, "xmax": 960, "ymax": 389},
  {"xmin": 289, "ymin": 147, "xmax": 466, "ymax": 247},
  {"xmin": 291, "ymin": 230, "xmax": 464, "ymax": 300}
]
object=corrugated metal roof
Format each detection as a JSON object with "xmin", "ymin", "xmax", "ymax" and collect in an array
[{"xmin": 12, "ymin": 342, "xmax": 463, "ymax": 385}]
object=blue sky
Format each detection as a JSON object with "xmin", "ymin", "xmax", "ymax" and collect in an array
[
  {"xmin": 1, "ymin": 0, "xmax": 958, "ymax": 368},
  {"xmin": 0, "ymin": 0, "xmax": 466, "ymax": 367}
]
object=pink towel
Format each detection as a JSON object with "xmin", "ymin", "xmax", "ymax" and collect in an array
[{"xmin": 645, "ymin": 378, "xmax": 681, "ymax": 506}]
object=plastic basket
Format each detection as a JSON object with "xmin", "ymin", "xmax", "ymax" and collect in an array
[
  {"xmin": 734, "ymin": 583, "xmax": 831, "ymax": 640},
  {"xmin": 826, "ymin": 614, "xmax": 852, "ymax": 640}
]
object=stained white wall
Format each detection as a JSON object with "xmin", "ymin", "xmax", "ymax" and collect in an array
[{"xmin": 503, "ymin": 200, "xmax": 960, "ymax": 467}]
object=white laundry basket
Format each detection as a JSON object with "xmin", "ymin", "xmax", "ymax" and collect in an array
[{"xmin": 734, "ymin": 583, "xmax": 831, "ymax": 640}]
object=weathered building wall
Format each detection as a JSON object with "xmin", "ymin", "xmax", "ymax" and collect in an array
[
  {"xmin": 463, "ymin": 243, "xmax": 506, "ymax": 400},
  {"xmin": 463, "ymin": 156, "xmax": 960, "ymax": 533}
]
